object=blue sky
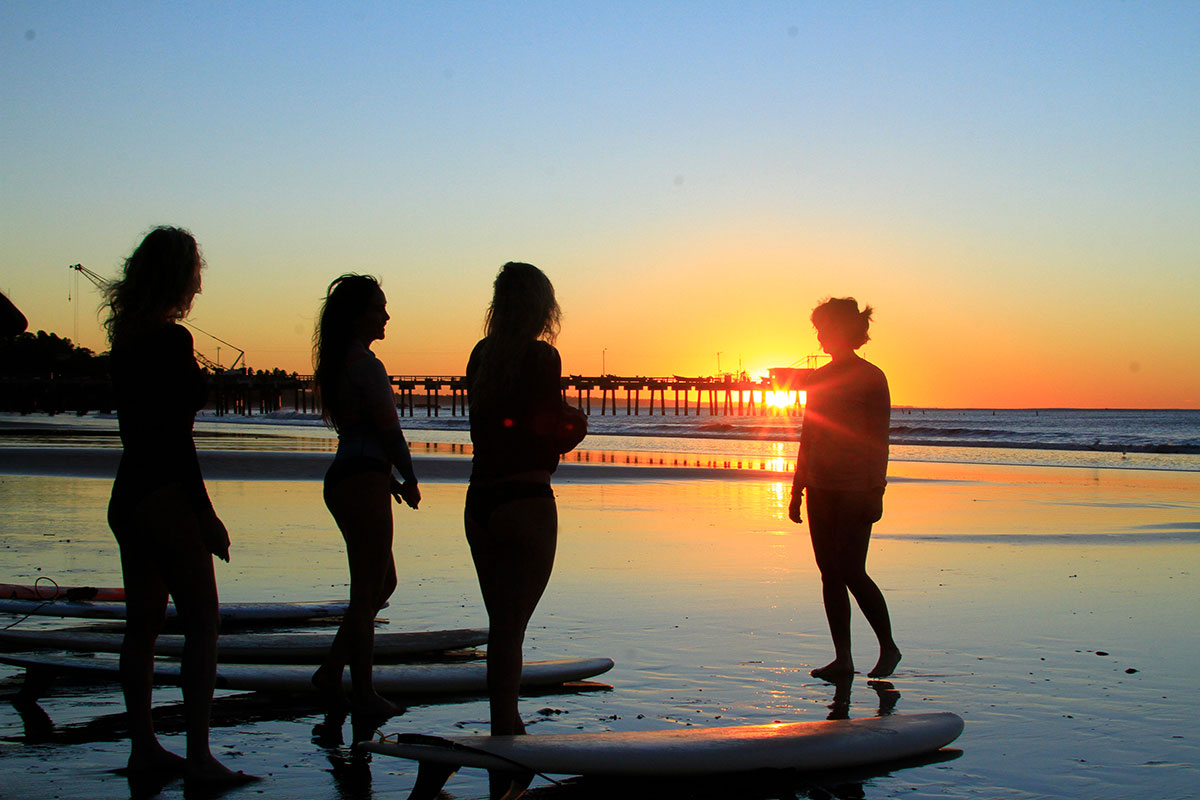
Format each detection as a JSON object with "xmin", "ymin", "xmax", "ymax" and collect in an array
[{"xmin": 3, "ymin": 2, "xmax": 1198, "ymax": 406}]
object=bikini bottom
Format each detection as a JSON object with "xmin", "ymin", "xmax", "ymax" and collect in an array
[
  {"xmin": 324, "ymin": 455, "xmax": 390, "ymax": 499},
  {"xmin": 465, "ymin": 481, "xmax": 554, "ymax": 527}
]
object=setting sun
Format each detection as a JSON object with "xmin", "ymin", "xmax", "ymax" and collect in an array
[{"xmin": 765, "ymin": 390, "xmax": 804, "ymax": 409}]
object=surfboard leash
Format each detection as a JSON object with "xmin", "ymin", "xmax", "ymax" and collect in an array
[
  {"xmin": 374, "ymin": 732, "xmax": 564, "ymax": 786},
  {"xmin": 3, "ymin": 577, "xmax": 61, "ymax": 629}
]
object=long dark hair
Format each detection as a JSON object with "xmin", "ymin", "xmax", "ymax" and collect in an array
[
  {"xmin": 103, "ymin": 226, "xmax": 201, "ymax": 347},
  {"xmin": 313, "ymin": 273, "xmax": 381, "ymax": 430},
  {"xmin": 471, "ymin": 262, "xmax": 560, "ymax": 405}
]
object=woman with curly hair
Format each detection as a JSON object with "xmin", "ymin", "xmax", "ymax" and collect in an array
[
  {"xmin": 311, "ymin": 274, "xmax": 419, "ymax": 721},
  {"xmin": 105, "ymin": 226, "xmax": 254, "ymax": 784},
  {"xmin": 789, "ymin": 297, "xmax": 901, "ymax": 681}
]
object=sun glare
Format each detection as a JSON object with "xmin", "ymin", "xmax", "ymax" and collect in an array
[{"xmin": 765, "ymin": 391, "xmax": 801, "ymax": 409}]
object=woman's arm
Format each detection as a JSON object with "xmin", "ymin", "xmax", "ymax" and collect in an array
[
  {"xmin": 169, "ymin": 326, "xmax": 227, "ymax": 556},
  {"xmin": 353, "ymin": 355, "xmax": 419, "ymax": 487},
  {"xmin": 789, "ymin": 433, "xmax": 808, "ymax": 523},
  {"xmin": 531, "ymin": 343, "xmax": 587, "ymax": 453},
  {"xmin": 865, "ymin": 368, "xmax": 891, "ymax": 490}
]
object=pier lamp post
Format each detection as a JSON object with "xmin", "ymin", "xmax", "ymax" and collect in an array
[{"xmin": 603, "ymin": 348, "xmax": 607, "ymax": 375}]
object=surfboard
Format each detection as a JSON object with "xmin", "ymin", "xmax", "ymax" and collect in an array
[
  {"xmin": 362, "ymin": 713, "xmax": 964, "ymax": 779},
  {"xmin": 0, "ymin": 583, "xmax": 125, "ymax": 602},
  {"xmin": 0, "ymin": 653, "xmax": 615, "ymax": 694},
  {"xmin": 0, "ymin": 597, "xmax": 351, "ymax": 623},
  {"xmin": 0, "ymin": 627, "xmax": 488, "ymax": 663}
]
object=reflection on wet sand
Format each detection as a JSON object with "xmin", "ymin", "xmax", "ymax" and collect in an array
[
  {"xmin": 823, "ymin": 675, "xmax": 900, "ymax": 721},
  {"xmin": 5, "ymin": 690, "xmax": 322, "ymax": 746}
]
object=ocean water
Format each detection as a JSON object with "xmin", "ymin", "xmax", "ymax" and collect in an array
[
  {"xmin": 5, "ymin": 407, "xmax": 1198, "ymax": 473},
  {"xmin": 340, "ymin": 405, "xmax": 1200, "ymax": 455},
  {"xmin": 236, "ymin": 406, "xmax": 1200, "ymax": 472}
]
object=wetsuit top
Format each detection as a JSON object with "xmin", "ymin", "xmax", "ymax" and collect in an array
[
  {"xmin": 109, "ymin": 322, "xmax": 214, "ymax": 518},
  {"xmin": 466, "ymin": 338, "xmax": 571, "ymax": 483},
  {"xmin": 793, "ymin": 355, "xmax": 890, "ymax": 493},
  {"xmin": 330, "ymin": 340, "xmax": 416, "ymax": 483}
]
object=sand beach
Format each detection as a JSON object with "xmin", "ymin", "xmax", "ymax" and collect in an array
[{"xmin": 1, "ymin": 416, "xmax": 1197, "ymax": 799}]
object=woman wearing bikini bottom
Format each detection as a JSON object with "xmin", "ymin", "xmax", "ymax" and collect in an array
[{"xmin": 464, "ymin": 261, "xmax": 586, "ymax": 798}]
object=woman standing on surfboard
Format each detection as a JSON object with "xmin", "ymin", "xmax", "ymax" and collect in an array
[
  {"xmin": 104, "ymin": 226, "xmax": 255, "ymax": 784},
  {"xmin": 312, "ymin": 274, "xmax": 420, "ymax": 721},
  {"xmin": 465, "ymin": 262, "xmax": 586, "ymax": 791},
  {"xmin": 789, "ymin": 297, "xmax": 901, "ymax": 681}
]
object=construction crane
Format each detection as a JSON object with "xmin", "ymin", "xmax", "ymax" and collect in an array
[{"xmin": 67, "ymin": 263, "xmax": 245, "ymax": 371}]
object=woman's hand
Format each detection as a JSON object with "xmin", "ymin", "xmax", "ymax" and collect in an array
[
  {"xmin": 866, "ymin": 488, "xmax": 885, "ymax": 523},
  {"xmin": 200, "ymin": 514, "xmax": 231, "ymax": 562},
  {"xmin": 391, "ymin": 477, "xmax": 421, "ymax": 509},
  {"xmin": 788, "ymin": 491, "xmax": 803, "ymax": 524}
]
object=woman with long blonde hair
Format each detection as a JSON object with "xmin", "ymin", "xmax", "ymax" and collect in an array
[{"xmin": 465, "ymin": 262, "xmax": 586, "ymax": 797}]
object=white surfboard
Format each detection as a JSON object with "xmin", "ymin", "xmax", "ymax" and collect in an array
[
  {"xmin": 0, "ymin": 653, "xmax": 614, "ymax": 694},
  {"xmin": 363, "ymin": 713, "xmax": 964, "ymax": 777},
  {"xmin": 0, "ymin": 597, "xmax": 351, "ymax": 623},
  {"xmin": 0, "ymin": 627, "xmax": 487, "ymax": 663}
]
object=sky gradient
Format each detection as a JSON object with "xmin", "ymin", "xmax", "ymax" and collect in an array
[{"xmin": 3, "ymin": 2, "xmax": 1198, "ymax": 408}]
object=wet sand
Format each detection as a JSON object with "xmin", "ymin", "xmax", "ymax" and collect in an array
[{"xmin": 1, "ymin": 444, "xmax": 1198, "ymax": 799}]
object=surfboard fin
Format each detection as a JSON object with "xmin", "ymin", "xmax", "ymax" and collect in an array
[{"xmin": 407, "ymin": 761, "xmax": 458, "ymax": 800}]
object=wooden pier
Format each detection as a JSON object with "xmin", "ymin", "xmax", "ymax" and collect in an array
[
  {"xmin": 206, "ymin": 369, "xmax": 817, "ymax": 419},
  {"xmin": 1, "ymin": 367, "xmax": 819, "ymax": 419},
  {"xmin": 560, "ymin": 374, "xmax": 811, "ymax": 417}
]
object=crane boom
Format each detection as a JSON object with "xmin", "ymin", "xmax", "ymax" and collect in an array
[{"xmin": 67, "ymin": 263, "xmax": 245, "ymax": 371}]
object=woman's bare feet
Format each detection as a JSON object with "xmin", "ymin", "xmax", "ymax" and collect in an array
[
  {"xmin": 312, "ymin": 665, "xmax": 349, "ymax": 711},
  {"xmin": 351, "ymin": 691, "xmax": 403, "ymax": 720},
  {"xmin": 127, "ymin": 742, "xmax": 186, "ymax": 774},
  {"xmin": 868, "ymin": 647, "xmax": 902, "ymax": 679},
  {"xmin": 349, "ymin": 692, "xmax": 404, "ymax": 744},
  {"xmin": 810, "ymin": 658, "xmax": 855, "ymax": 682},
  {"xmin": 185, "ymin": 754, "xmax": 259, "ymax": 785}
]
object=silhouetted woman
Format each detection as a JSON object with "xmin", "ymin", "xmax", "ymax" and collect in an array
[
  {"xmin": 789, "ymin": 297, "xmax": 900, "ymax": 681},
  {"xmin": 465, "ymin": 262, "xmax": 586, "ymax": 794},
  {"xmin": 105, "ymin": 226, "xmax": 254, "ymax": 784},
  {"xmin": 312, "ymin": 274, "xmax": 419, "ymax": 720}
]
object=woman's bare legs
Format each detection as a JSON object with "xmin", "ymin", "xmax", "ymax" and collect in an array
[
  {"xmin": 466, "ymin": 494, "xmax": 557, "ymax": 799},
  {"xmin": 116, "ymin": 486, "xmax": 255, "ymax": 784},
  {"xmin": 315, "ymin": 471, "xmax": 400, "ymax": 718},
  {"xmin": 807, "ymin": 490, "xmax": 900, "ymax": 681},
  {"xmin": 116, "ymin": 529, "xmax": 182, "ymax": 774}
]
